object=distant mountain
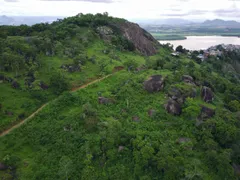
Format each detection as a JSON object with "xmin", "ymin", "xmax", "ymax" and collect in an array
[
  {"xmin": 202, "ymin": 19, "xmax": 240, "ymax": 28},
  {"xmin": 0, "ymin": 15, "xmax": 14, "ymax": 25},
  {"xmin": 133, "ymin": 18, "xmax": 193, "ymax": 26},
  {"xmin": 0, "ymin": 15, "xmax": 64, "ymax": 25}
]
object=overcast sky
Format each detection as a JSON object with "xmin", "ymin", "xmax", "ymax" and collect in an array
[{"xmin": 1, "ymin": 0, "xmax": 240, "ymax": 21}]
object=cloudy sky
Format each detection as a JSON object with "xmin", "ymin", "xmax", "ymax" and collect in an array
[{"xmin": 1, "ymin": 0, "xmax": 240, "ymax": 21}]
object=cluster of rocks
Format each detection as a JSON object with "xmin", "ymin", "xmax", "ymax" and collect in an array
[
  {"xmin": 60, "ymin": 64, "xmax": 81, "ymax": 73},
  {"xmin": 143, "ymin": 74, "xmax": 215, "ymax": 118}
]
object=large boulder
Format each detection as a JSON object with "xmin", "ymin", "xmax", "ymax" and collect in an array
[
  {"xmin": 144, "ymin": 75, "xmax": 164, "ymax": 93},
  {"xmin": 165, "ymin": 99, "xmax": 182, "ymax": 115},
  {"xmin": 201, "ymin": 86, "xmax": 214, "ymax": 103},
  {"xmin": 198, "ymin": 106, "xmax": 215, "ymax": 120}
]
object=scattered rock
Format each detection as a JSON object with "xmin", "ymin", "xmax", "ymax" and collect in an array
[
  {"xmin": 233, "ymin": 163, "xmax": 240, "ymax": 176},
  {"xmin": 182, "ymin": 75, "xmax": 194, "ymax": 84},
  {"xmin": 39, "ymin": 81, "xmax": 49, "ymax": 90},
  {"xmin": 135, "ymin": 66, "xmax": 146, "ymax": 72},
  {"xmin": 17, "ymin": 113, "xmax": 25, "ymax": 120},
  {"xmin": 118, "ymin": 146, "xmax": 125, "ymax": 152},
  {"xmin": 144, "ymin": 75, "xmax": 164, "ymax": 93},
  {"xmin": 201, "ymin": 86, "xmax": 214, "ymax": 103},
  {"xmin": 113, "ymin": 66, "xmax": 124, "ymax": 73},
  {"xmin": 0, "ymin": 74, "xmax": 4, "ymax": 81},
  {"xmin": 5, "ymin": 111, "xmax": 14, "ymax": 116},
  {"xmin": 12, "ymin": 81, "xmax": 20, "ymax": 89},
  {"xmin": 148, "ymin": 109, "xmax": 156, "ymax": 117},
  {"xmin": 165, "ymin": 99, "xmax": 182, "ymax": 115},
  {"xmin": 97, "ymin": 26, "xmax": 113, "ymax": 39},
  {"xmin": 132, "ymin": 116, "xmax": 140, "ymax": 122},
  {"xmin": 5, "ymin": 77, "xmax": 13, "ymax": 83},
  {"xmin": 198, "ymin": 106, "xmax": 215, "ymax": 120},
  {"xmin": 0, "ymin": 162, "xmax": 8, "ymax": 170},
  {"xmin": 98, "ymin": 97, "xmax": 112, "ymax": 105},
  {"xmin": 61, "ymin": 64, "xmax": 81, "ymax": 73},
  {"xmin": 63, "ymin": 125, "xmax": 72, "ymax": 131},
  {"xmin": 176, "ymin": 137, "xmax": 191, "ymax": 144}
]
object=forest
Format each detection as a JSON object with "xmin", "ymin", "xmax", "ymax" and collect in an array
[{"xmin": 0, "ymin": 13, "xmax": 240, "ymax": 180}]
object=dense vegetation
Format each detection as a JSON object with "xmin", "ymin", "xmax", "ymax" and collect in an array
[{"xmin": 0, "ymin": 13, "xmax": 240, "ymax": 179}]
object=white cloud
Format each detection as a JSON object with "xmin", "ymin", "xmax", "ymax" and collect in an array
[{"xmin": 0, "ymin": 0, "xmax": 240, "ymax": 20}]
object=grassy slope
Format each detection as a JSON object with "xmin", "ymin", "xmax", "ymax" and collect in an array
[
  {"xmin": 0, "ymin": 38, "xmax": 147, "ymax": 132},
  {"xmin": 0, "ymin": 66, "xmax": 222, "ymax": 179}
]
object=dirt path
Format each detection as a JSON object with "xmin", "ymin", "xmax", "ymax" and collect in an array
[{"xmin": 0, "ymin": 74, "xmax": 113, "ymax": 137}]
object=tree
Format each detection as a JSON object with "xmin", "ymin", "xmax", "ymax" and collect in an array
[
  {"xmin": 176, "ymin": 45, "xmax": 186, "ymax": 53},
  {"xmin": 50, "ymin": 71, "xmax": 70, "ymax": 95},
  {"xmin": 58, "ymin": 156, "xmax": 73, "ymax": 180}
]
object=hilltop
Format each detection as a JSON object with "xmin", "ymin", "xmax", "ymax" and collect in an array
[{"xmin": 0, "ymin": 13, "xmax": 240, "ymax": 179}]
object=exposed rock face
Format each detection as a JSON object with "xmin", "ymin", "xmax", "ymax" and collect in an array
[
  {"xmin": 199, "ymin": 106, "xmax": 215, "ymax": 120},
  {"xmin": 119, "ymin": 22, "xmax": 159, "ymax": 56},
  {"xmin": 201, "ymin": 86, "xmax": 214, "ymax": 103},
  {"xmin": 144, "ymin": 75, "xmax": 164, "ymax": 93},
  {"xmin": 0, "ymin": 162, "xmax": 8, "ymax": 170},
  {"xmin": 182, "ymin": 75, "xmax": 194, "ymax": 84},
  {"xmin": 165, "ymin": 99, "xmax": 182, "ymax": 115}
]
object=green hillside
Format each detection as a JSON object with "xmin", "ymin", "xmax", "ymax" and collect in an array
[{"xmin": 0, "ymin": 13, "xmax": 240, "ymax": 179}]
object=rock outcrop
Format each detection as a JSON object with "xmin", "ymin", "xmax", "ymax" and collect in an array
[
  {"xmin": 98, "ymin": 97, "xmax": 112, "ymax": 105},
  {"xmin": 182, "ymin": 75, "xmax": 194, "ymax": 84},
  {"xmin": 61, "ymin": 64, "xmax": 81, "ymax": 73},
  {"xmin": 148, "ymin": 109, "xmax": 156, "ymax": 117},
  {"xmin": 168, "ymin": 86, "xmax": 197, "ymax": 105},
  {"xmin": 119, "ymin": 22, "xmax": 159, "ymax": 56},
  {"xmin": 0, "ymin": 162, "xmax": 8, "ymax": 170},
  {"xmin": 144, "ymin": 75, "xmax": 165, "ymax": 93},
  {"xmin": 99, "ymin": 21, "xmax": 160, "ymax": 56},
  {"xmin": 12, "ymin": 81, "xmax": 20, "ymax": 89},
  {"xmin": 201, "ymin": 86, "xmax": 214, "ymax": 103},
  {"xmin": 165, "ymin": 99, "xmax": 182, "ymax": 115}
]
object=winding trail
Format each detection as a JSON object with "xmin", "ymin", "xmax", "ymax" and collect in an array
[{"xmin": 0, "ymin": 73, "xmax": 113, "ymax": 137}]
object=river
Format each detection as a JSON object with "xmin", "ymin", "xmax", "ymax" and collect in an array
[{"xmin": 159, "ymin": 36, "xmax": 240, "ymax": 50}]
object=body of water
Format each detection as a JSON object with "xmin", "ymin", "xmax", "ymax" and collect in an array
[{"xmin": 159, "ymin": 36, "xmax": 240, "ymax": 50}]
